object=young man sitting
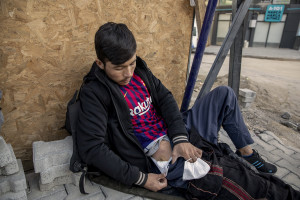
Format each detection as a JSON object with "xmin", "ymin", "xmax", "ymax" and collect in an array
[{"xmin": 76, "ymin": 22, "xmax": 299, "ymax": 199}]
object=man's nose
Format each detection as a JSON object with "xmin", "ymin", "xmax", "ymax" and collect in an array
[{"xmin": 124, "ymin": 66, "xmax": 133, "ymax": 77}]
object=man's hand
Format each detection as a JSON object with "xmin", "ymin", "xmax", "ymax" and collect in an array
[
  {"xmin": 143, "ymin": 173, "xmax": 167, "ymax": 192},
  {"xmin": 172, "ymin": 142, "xmax": 202, "ymax": 164}
]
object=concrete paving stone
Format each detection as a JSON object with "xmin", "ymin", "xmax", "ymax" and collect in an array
[
  {"xmin": 291, "ymin": 152, "xmax": 300, "ymax": 161},
  {"xmin": 268, "ymin": 140, "xmax": 295, "ymax": 156},
  {"xmin": 274, "ymin": 165, "xmax": 290, "ymax": 179},
  {"xmin": 99, "ymin": 185, "xmax": 136, "ymax": 200},
  {"xmin": 272, "ymin": 149, "xmax": 300, "ymax": 168},
  {"xmin": 276, "ymin": 159, "xmax": 300, "ymax": 177},
  {"xmin": 33, "ymin": 136, "xmax": 72, "ymax": 173},
  {"xmin": 39, "ymin": 172, "xmax": 81, "ymax": 191},
  {"xmin": 239, "ymin": 95, "xmax": 256, "ymax": 103},
  {"xmin": 239, "ymin": 88, "xmax": 256, "ymax": 98},
  {"xmin": 25, "ymin": 173, "xmax": 67, "ymax": 200},
  {"xmin": 64, "ymin": 179, "xmax": 104, "ymax": 200},
  {"xmin": 285, "ymin": 144, "xmax": 300, "ymax": 154},
  {"xmin": 256, "ymin": 133, "xmax": 273, "ymax": 143},
  {"xmin": 282, "ymin": 172, "xmax": 300, "ymax": 191},
  {"xmin": 252, "ymin": 145, "xmax": 281, "ymax": 164},
  {"xmin": 0, "ymin": 136, "xmax": 14, "ymax": 168},
  {"xmin": 0, "ymin": 144, "xmax": 19, "ymax": 175},
  {"xmin": 0, "ymin": 190, "xmax": 27, "ymax": 200},
  {"xmin": 263, "ymin": 131, "xmax": 285, "ymax": 145},
  {"xmin": 39, "ymin": 163, "xmax": 72, "ymax": 184},
  {"xmin": 252, "ymin": 136, "xmax": 277, "ymax": 152},
  {"xmin": 238, "ymin": 101, "xmax": 252, "ymax": 109},
  {"xmin": 0, "ymin": 160, "xmax": 27, "ymax": 195}
]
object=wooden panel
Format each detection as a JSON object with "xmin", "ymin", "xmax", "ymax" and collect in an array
[{"xmin": 0, "ymin": 0, "xmax": 193, "ymax": 170}]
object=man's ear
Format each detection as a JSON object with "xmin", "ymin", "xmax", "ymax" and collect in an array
[{"xmin": 95, "ymin": 59, "xmax": 105, "ymax": 70}]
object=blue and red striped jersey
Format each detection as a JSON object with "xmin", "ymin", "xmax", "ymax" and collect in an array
[{"xmin": 119, "ymin": 73, "xmax": 167, "ymax": 149}]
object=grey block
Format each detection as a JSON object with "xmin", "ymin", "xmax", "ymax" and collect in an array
[
  {"xmin": 257, "ymin": 133, "xmax": 274, "ymax": 143},
  {"xmin": 272, "ymin": 149, "xmax": 300, "ymax": 168},
  {"xmin": 268, "ymin": 140, "xmax": 295, "ymax": 156},
  {"xmin": 25, "ymin": 172, "xmax": 67, "ymax": 200},
  {"xmin": 0, "ymin": 136, "xmax": 14, "ymax": 168},
  {"xmin": 239, "ymin": 95, "xmax": 256, "ymax": 103},
  {"xmin": 282, "ymin": 173, "xmax": 300, "ymax": 191},
  {"xmin": 0, "ymin": 190, "xmax": 27, "ymax": 200},
  {"xmin": 238, "ymin": 101, "xmax": 252, "ymax": 109},
  {"xmin": 33, "ymin": 136, "xmax": 72, "ymax": 173},
  {"xmin": 239, "ymin": 88, "xmax": 256, "ymax": 98},
  {"xmin": 276, "ymin": 159, "xmax": 300, "ymax": 176},
  {"xmin": 264, "ymin": 131, "xmax": 285, "ymax": 145},
  {"xmin": 64, "ymin": 179, "xmax": 104, "ymax": 200},
  {"xmin": 39, "ymin": 163, "xmax": 72, "ymax": 184},
  {"xmin": 39, "ymin": 172, "xmax": 81, "ymax": 191},
  {"xmin": 0, "ymin": 144, "xmax": 19, "ymax": 175},
  {"xmin": 0, "ymin": 160, "xmax": 27, "ymax": 195},
  {"xmin": 252, "ymin": 136, "xmax": 277, "ymax": 152},
  {"xmin": 274, "ymin": 165, "xmax": 289, "ymax": 179}
]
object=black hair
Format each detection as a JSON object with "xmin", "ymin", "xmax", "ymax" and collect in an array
[{"xmin": 95, "ymin": 22, "xmax": 137, "ymax": 65}]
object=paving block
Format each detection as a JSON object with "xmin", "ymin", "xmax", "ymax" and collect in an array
[
  {"xmin": 238, "ymin": 101, "xmax": 252, "ymax": 109},
  {"xmin": 274, "ymin": 165, "xmax": 289, "ymax": 179},
  {"xmin": 39, "ymin": 163, "xmax": 72, "ymax": 184},
  {"xmin": 239, "ymin": 88, "xmax": 256, "ymax": 98},
  {"xmin": 25, "ymin": 172, "xmax": 67, "ymax": 200},
  {"xmin": 33, "ymin": 136, "xmax": 72, "ymax": 173},
  {"xmin": 257, "ymin": 133, "xmax": 273, "ymax": 143},
  {"xmin": 239, "ymin": 95, "xmax": 256, "ymax": 103},
  {"xmin": 0, "ymin": 190, "xmax": 27, "ymax": 200},
  {"xmin": 264, "ymin": 131, "xmax": 285, "ymax": 145},
  {"xmin": 252, "ymin": 136, "xmax": 277, "ymax": 152},
  {"xmin": 0, "ymin": 144, "xmax": 19, "ymax": 176},
  {"xmin": 0, "ymin": 160, "xmax": 27, "ymax": 195},
  {"xmin": 272, "ymin": 149, "xmax": 300, "ymax": 168},
  {"xmin": 276, "ymin": 159, "xmax": 300, "ymax": 177},
  {"xmin": 0, "ymin": 136, "xmax": 14, "ymax": 168},
  {"xmin": 291, "ymin": 152, "xmax": 300, "ymax": 161},
  {"xmin": 282, "ymin": 172, "xmax": 300, "ymax": 191},
  {"xmin": 252, "ymin": 145, "xmax": 281, "ymax": 164},
  {"xmin": 268, "ymin": 140, "xmax": 295, "ymax": 156},
  {"xmin": 39, "ymin": 172, "xmax": 81, "ymax": 191},
  {"xmin": 64, "ymin": 179, "xmax": 104, "ymax": 200}
]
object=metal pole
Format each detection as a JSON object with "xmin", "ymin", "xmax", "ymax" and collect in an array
[
  {"xmin": 228, "ymin": 0, "xmax": 244, "ymax": 97},
  {"xmin": 197, "ymin": 0, "xmax": 252, "ymax": 101},
  {"xmin": 180, "ymin": 0, "xmax": 218, "ymax": 112}
]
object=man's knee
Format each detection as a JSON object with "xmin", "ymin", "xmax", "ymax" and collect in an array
[{"xmin": 215, "ymin": 86, "xmax": 236, "ymax": 98}]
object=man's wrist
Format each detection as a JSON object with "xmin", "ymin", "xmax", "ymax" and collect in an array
[
  {"xmin": 172, "ymin": 135, "xmax": 189, "ymax": 145},
  {"xmin": 135, "ymin": 171, "xmax": 148, "ymax": 186}
]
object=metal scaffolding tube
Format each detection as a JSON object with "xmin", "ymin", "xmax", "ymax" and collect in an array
[{"xmin": 180, "ymin": 0, "xmax": 218, "ymax": 112}]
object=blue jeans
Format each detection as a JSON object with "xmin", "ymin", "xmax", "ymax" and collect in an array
[
  {"xmin": 183, "ymin": 86, "xmax": 254, "ymax": 149},
  {"xmin": 156, "ymin": 86, "xmax": 255, "ymax": 190}
]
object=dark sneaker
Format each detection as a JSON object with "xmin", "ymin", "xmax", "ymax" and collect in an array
[{"xmin": 236, "ymin": 149, "xmax": 277, "ymax": 174}]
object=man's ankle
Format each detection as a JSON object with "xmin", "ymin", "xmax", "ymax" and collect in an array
[{"xmin": 237, "ymin": 146, "xmax": 253, "ymax": 156}]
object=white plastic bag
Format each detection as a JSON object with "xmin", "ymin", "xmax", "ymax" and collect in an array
[{"xmin": 182, "ymin": 158, "xmax": 210, "ymax": 181}]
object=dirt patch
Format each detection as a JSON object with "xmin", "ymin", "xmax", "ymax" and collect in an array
[{"xmin": 196, "ymin": 74, "xmax": 300, "ymax": 149}]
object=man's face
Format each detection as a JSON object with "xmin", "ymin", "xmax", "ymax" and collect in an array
[{"xmin": 96, "ymin": 53, "xmax": 137, "ymax": 86}]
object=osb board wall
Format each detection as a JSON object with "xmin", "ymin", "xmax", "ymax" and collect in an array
[{"xmin": 0, "ymin": 0, "xmax": 193, "ymax": 170}]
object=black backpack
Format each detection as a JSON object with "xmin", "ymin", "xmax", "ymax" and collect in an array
[{"xmin": 65, "ymin": 79, "xmax": 100, "ymax": 194}]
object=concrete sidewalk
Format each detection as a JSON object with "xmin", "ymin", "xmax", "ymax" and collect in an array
[{"xmin": 204, "ymin": 45, "xmax": 300, "ymax": 61}]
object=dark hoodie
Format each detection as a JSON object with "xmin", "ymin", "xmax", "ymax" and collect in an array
[{"xmin": 76, "ymin": 57, "xmax": 189, "ymax": 186}]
